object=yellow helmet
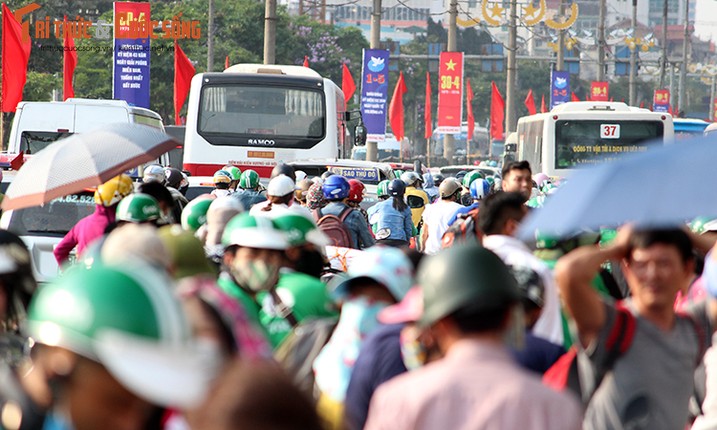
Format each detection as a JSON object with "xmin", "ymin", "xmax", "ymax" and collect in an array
[{"xmin": 94, "ymin": 174, "xmax": 134, "ymax": 206}]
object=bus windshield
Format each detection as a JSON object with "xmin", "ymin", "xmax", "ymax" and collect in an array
[
  {"xmin": 21, "ymin": 131, "xmax": 73, "ymax": 154},
  {"xmin": 555, "ymin": 120, "xmax": 664, "ymax": 169},
  {"xmin": 198, "ymin": 84, "xmax": 325, "ymax": 144}
]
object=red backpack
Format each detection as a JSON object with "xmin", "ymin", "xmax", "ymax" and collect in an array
[
  {"xmin": 543, "ymin": 305, "xmax": 636, "ymax": 405},
  {"xmin": 313, "ymin": 207, "xmax": 353, "ymax": 248}
]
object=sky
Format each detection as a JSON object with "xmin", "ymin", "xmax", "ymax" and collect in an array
[{"xmin": 694, "ymin": 0, "xmax": 717, "ymax": 43}]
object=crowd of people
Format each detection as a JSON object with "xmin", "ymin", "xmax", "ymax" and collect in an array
[{"xmin": 2, "ymin": 158, "xmax": 717, "ymax": 430}]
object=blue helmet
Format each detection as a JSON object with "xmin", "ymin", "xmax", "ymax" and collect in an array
[
  {"xmin": 470, "ymin": 178, "xmax": 491, "ymax": 200},
  {"xmin": 322, "ymin": 175, "xmax": 350, "ymax": 200},
  {"xmin": 388, "ymin": 179, "xmax": 406, "ymax": 197}
]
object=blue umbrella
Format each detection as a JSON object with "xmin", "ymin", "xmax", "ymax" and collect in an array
[{"xmin": 518, "ymin": 134, "xmax": 717, "ymax": 240}]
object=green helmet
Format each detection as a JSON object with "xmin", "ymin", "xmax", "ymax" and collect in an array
[
  {"xmin": 691, "ymin": 217, "xmax": 714, "ymax": 235},
  {"xmin": 599, "ymin": 228, "xmax": 618, "ymax": 247},
  {"xmin": 222, "ymin": 213, "xmax": 288, "ymax": 250},
  {"xmin": 417, "ymin": 244, "xmax": 519, "ymax": 327},
  {"xmin": 181, "ymin": 198, "xmax": 213, "ymax": 231},
  {"xmin": 534, "ymin": 230, "xmax": 560, "ymax": 250},
  {"xmin": 223, "ymin": 165, "xmax": 242, "ymax": 181},
  {"xmin": 485, "ymin": 176, "xmax": 495, "ymax": 186},
  {"xmin": 273, "ymin": 214, "xmax": 329, "ymax": 247},
  {"xmin": 116, "ymin": 193, "xmax": 161, "ymax": 223},
  {"xmin": 239, "ymin": 169, "xmax": 260, "ymax": 190},
  {"xmin": 462, "ymin": 170, "xmax": 484, "ymax": 188},
  {"xmin": 27, "ymin": 263, "xmax": 215, "ymax": 408},
  {"xmin": 377, "ymin": 180, "xmax": 390, "ymax": 198}
]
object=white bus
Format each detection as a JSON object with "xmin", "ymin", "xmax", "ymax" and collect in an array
[
  {"xmin": 183, "ymin": 64, "xmax": 352, "ymax": 177},
  {"xmin": 510, "ymin": 102, "xmax": 674, "ymax": 177}
]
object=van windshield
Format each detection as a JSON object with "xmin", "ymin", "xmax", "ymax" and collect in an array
[
  {"xmin": 20, "ymin": 131, "xmax": 73, "ymax": 154},
  {"xmin": 8, "ymin": 193, "xmax": 95, "ymax": 237}
]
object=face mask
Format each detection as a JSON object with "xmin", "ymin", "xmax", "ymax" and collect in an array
[
  {"xmin": 230, "ymin": 259, "xmax": 281, "ymax": 292},
  {"xmin": 400, "ymin": 325, "xmax": 427, "ymax": 371},
  {"xmin": 341, "ymin": 297, "xmax": 388, "ymax": 337},
  {"xmin": 293, "ymin": 249, "xmax": 327, "ymax": 278}
]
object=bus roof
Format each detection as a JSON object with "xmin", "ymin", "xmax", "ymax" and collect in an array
[
  {"xmin": 550, "ymin": 101, "xmax": 632, "ymax": 113},
  {"xmin": 224, "ymin": 64, "xmax": 322, "ymax": 79}
]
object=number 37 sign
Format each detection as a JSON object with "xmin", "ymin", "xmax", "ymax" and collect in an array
[{"xmin": 600, "ymin": 124, "xmax": 620, "ymax": 139}]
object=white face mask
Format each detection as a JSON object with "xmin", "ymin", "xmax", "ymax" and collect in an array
[{"xmin": 229, "ymin": 259, "xmax": 281, "ymax": 292}]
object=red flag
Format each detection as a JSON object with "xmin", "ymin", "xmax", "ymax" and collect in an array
[
  {"xmin": 571, "ymin": 92, "xmax": 580, "ymax": 102},
  {"xmin": 490, "ymin": 81, "xmax": 505, "ymax": 141},
  {"xmin": 63, "ymin": 16, "xmax": 77, "ymax": 100},
  {"xmin": 174, "ymin": 41, "xmax": 196, "ymax": 126},
  {"xmin": 524, "ymin": 89, "xmax": 537, "ymax": 115},
  {"xmin": 466, "ymin": 78, "xmax": 475, "ymax": 141},
  {"xmin": 389, "ymin": 72, "xmax": 408, "ymax": 141},
  {"xmin": 640, "ymin": 101, "xmax": 645, "ymax": 109},
  {"xmin": 225, "ymin": 55, "xmax": 230, "ymax": 69},
  {"xmin": 303, "ymin": 56, "xmax": 309, "ymax": 68},
  {"xmin": 540, "ymin": 95, "xmax": 546, "ymax": 113},
  {"xmin": 424, "ymin": 72, "xmax": 432, "ymax": 140},
  {"xmin": 2, "ymin": 3, "xmax": 31, "ymax": 112},
  {"xmin": 341, "ymin": 63, "xmax": 356, "ymax": 104}
]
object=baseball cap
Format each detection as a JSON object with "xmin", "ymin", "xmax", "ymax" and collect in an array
[{"xmin": 378, "ymin": 287, "xmax": 422, "ymax": 324}]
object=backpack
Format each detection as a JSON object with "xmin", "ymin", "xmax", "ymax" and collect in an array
[
  {"xmin": 314, "ymin": 207, "xmax": 353, "ymax": 248},
  {"xmin": 441, "ymin": 207, "xmax": 481, "ymax": 248},
  {"xmin": 543, "ymin": 305, "xmax": 706, "ymax": 407}
]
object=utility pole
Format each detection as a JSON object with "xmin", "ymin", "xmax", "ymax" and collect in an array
[
  {"xmin": 443, "ymin": 0, "xmax": 458, "ymax": 163},
  {"xmin": 629, "ymin": 0, "xmax": 638, "ymax": 105},
  {"xmin": 658, "ymin": 0, "xmax": 668, "ymax": 88},
  {"xmin": 263, "ymin": 0, "xmax": 277, "ymax": 64},
  {"xmin": 207, "ymin": 0, "xmax": 214, "ymax": 71},
  {"xmin": 710, "ymin": 74, "xmax": 716, "ymax": 121},
  {"xmin": 556, "ymin": 0, "xmax": 566, "ymax": 71},
  {"xmin": 505, "ymin": 0, "xmax": 518, "ymax": 134},
  {"xmin": 365, "ymin": 0, "xmax": 381, "ymax": 162},
  {"xmin": 678, "ymin": 0, "xmax": 690, "ymax": 116},
  {"xmin": 597, "ymin": 0, "xmax": 606, "ymax": 81}
]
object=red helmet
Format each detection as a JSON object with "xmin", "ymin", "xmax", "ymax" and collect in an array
[{"xmin": 348, "ymin": 179, "xmax": 365, "ymax": 203}]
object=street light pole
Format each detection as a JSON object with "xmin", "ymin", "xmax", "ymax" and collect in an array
[
  {"xmin": 556, "ymin": 0, "xmax": 566, "ymax": 71},
  {"xmin": 629, "ymin": 0, "xmax": 638, "ymax": 105},
  {"xmin": 263, "ymin": 0, "xmax": 277, "ymax": 64},
  {"xmin": 443, "ymin": 0, "xmax": 458, "ymax": 163},
  {"xmin": 658, "ymin": 0, "xmax": 668, "ymax": 89},
  {"xmin": 505, "ymin": 0, "xmax": 518, "ymax": 135},
  {"xmin": 677, "ymin": 0, "xmax": 690, "ymax": 116},
  {"xmin": 597, "ymin": 0, "xmax": 606, "ymax": 81},
  {"xmin": 365, "ymin": 0, "xmax": 381, "ymax": 162}
]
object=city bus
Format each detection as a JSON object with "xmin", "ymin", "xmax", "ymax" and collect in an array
[
  {"xmin": 509, "ymin": 102, "xmax": 674, "ymax": 178},
  {"xmin": 183, "ymin": 64, "xmax": 351, "ymax": 177},
  {"xmin": 431, "ymin": 122, "xmax": 489, "ymax": 163}
]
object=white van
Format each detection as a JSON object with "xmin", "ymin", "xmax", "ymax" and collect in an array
[{"xmin": 7, "ymin": 98, "xmax": 168, "ymax": 175}]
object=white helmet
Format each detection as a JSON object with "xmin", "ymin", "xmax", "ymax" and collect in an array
[{"xmin": 143, "ymin": 165, "xmax": 166, "ymax": 184}]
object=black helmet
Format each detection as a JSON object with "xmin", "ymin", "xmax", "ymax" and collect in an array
[
  {"xmin": 320, "ymin": 171, "xmax": 335, "ymax": 181},
  {"xmin": 387, "ymin": 179, "xmax": 406, "ymax": 197},
  {"xmin": 164, "ymin": 167, "xmax": 185, "ymax": 189},
  {"xmin": 455, "ymin": 170, "xmax": 468, "ymax": 181},
  {"xmin": 0, "ymin": 230, "xmax": 37, "ymax": 328},
  {"xmin": 271, "ymin": 163, "xmax": 296, "ymax": 181},
  {"xmin": 433, "ymin": 173, "xmax": 445, "ymax": 187}
]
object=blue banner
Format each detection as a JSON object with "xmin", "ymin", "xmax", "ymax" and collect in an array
[
  {"xmin": 112, "ymin": 2, "xmax": 151, "ymax": 108},
  {"xmin": 360, "ymin": 49, "xmax": 390, "ymax": 142},
  {"xmin": 550, "ymin": 70, "xmax": 570, "ymax": 109}
]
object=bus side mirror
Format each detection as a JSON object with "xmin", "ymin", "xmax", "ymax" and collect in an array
[
  {"xmin": 354, "ymin": 122, "xmax": 367, "ymax": 146},
  {"xmin": 505, "ymin": 143, "xmax": 517, "ymax": 153}
]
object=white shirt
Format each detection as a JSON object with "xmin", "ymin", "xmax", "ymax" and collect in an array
[
  {"xmin": 422, "ymin": 200, "xmax": 463, "ymax": 255},
  {"xmin": 249, "ymin": 201, "xmax": 314, "ymax": 220},
  {"xmin": 482, "ymin": 234, "xmax": 564, "ymax": 346}
]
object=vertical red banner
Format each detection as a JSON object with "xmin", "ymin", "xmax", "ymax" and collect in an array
[
  {"xmin": 437, "ymin": 52, "xmax": 464, "ymax": 133},
  {"xmin": 590, "ymin": 81, "xmax": 609, "ymax": 101}
]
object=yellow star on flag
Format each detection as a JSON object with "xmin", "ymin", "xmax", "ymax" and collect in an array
[
  {"xmin": 446, "ymin": 59, "xmax": 457, "ymax": 71},
  {"xmin": 490, "ymin": 2, "xmax": 504, "ymax": 18},
  {"xmin": 522, "ymin": 2, "xmax": 539, "ymax": 17}
]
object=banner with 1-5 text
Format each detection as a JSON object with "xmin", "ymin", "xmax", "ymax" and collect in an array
[
  {"xmin": 436, "ymin": 52, "xmax": 464, "ymax": 134},
  {"xmin": 360, "ymin": 49, "xmax": 390, "ymax": 142},
  {"xmin": 550, "ymin": 70, "xmax": 570, "ymax": 109},
  {"xmin": 113, "ymin": 2, "xmax": 151, "ymax": 108}
]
